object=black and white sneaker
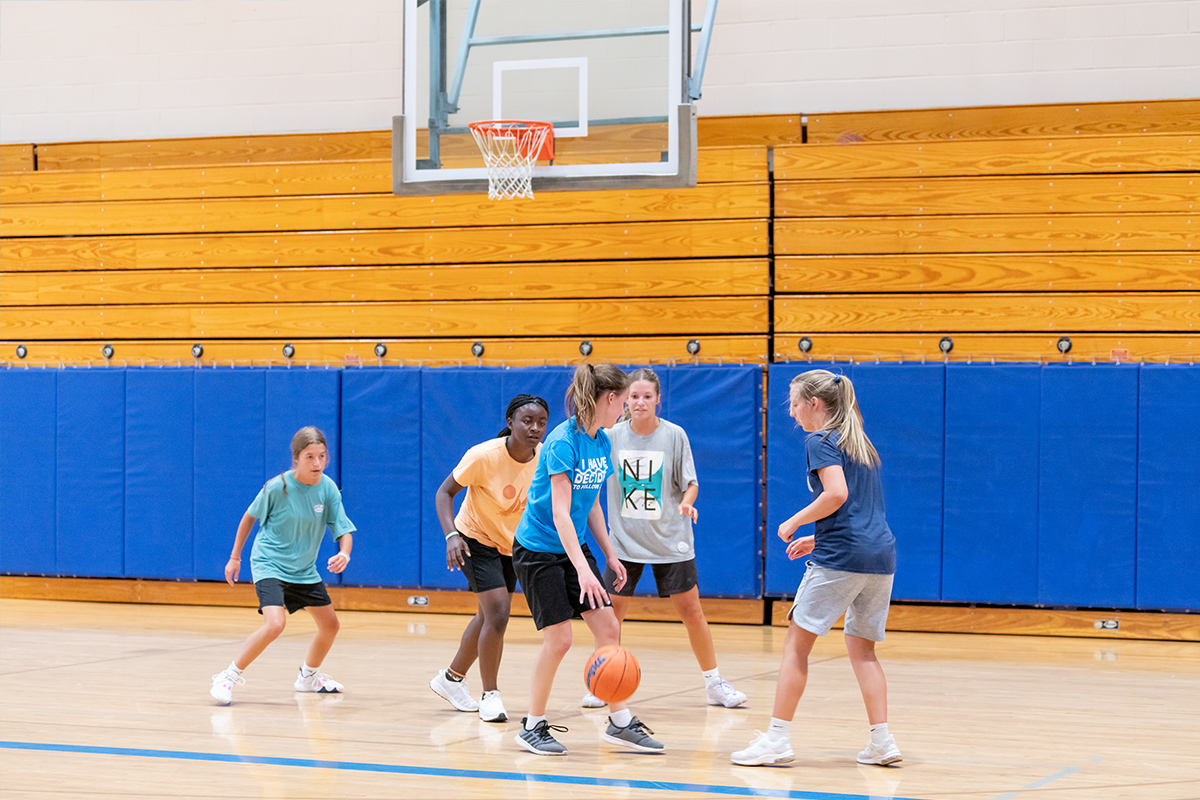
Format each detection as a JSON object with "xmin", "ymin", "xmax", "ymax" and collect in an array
[
  {"xmin": 515, "ymin": 718, "xmax": 569, "ymax": 756},
  {"xmin": 602, "ymin": 716, "xmax": 665, "ymax": 752}
]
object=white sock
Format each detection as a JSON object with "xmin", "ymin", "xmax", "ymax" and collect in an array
[
  {"xmin": 524, "ymin": 715, "xmax": 546, "ymax": 730},
  {"xmin": 610, "ymin": 708, "xmax": 633, "ymax": 727},
  {"xmin": 301, "ymin": 663, "xmax": 318, "ymax": 677},
  {"xmin": 702, "ymin": 667, "xmax": 721, "ymax": 686},
  {"xmin": 228, "ymin": 662, "xmax": 243, "ymax": 675},
  {"xmin": 767, "ymin": 718, "xmax": 791, "ymax": 741},
  {"xmin": 870, "ymin": 722, "xmax": 890, "ymax": 744}
]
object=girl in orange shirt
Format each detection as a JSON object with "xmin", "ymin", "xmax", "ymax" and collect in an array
[{"xmin": 429, "ymin": 394, "xmax": 550, "ymax": 723}]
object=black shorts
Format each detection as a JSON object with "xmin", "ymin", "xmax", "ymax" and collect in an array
[
  {"xmin": 604, "ymin": 558, "xmax": 699, "ymax": 598},
  {"xmin": 255, "ymin": 578, "xmax": 332, "ymax": 615},
  {"xmin": 513, "ymin": 541, "xmax": 611, "ymax": 630},
  {"xmin": 460, "ymin": 536, "xmax": 517, "ymax": 594}
]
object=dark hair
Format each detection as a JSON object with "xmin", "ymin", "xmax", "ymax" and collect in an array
[
  {"xmin": 566, "ymin": 363, "xmax": 630, "ymax": 431},
  {"xmin": 497, "ymin": 393, "xmax": 550, "ymax": 438}
]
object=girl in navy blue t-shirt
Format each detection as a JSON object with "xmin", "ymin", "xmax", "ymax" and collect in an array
[{"xmin": 733, "ymin": 369, "xmax": 901, "ymax": 768}]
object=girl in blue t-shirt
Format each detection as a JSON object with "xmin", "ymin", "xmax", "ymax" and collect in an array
[
  {"xmin": 512, "ymin": 363, "xmax": 664, "ymax": 757},
  {"xmin": 209, "ymin": 426, "xmax": 355, "ymax": 705},
  {"xmin": 733, "ymin": 370, "xmax": 901, "ymax": 768}
]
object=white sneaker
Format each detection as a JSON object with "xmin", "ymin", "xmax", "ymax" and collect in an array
[
  {"xmin": 294, "ymin": 668, "xmax": 343, "ymax": 694},
  {"xmin": 430, "ymin": 670, "xmax": 479, "ymax": 712},
  {"xmin": 857, "ymin": 735, "xmax": 902, "ymax": 765},
  {"xmin": 478, "ymin": 690, "xmax": 507, "ymax": 723},
  {"xmin": 580, "ymin": 690, "xmax": 606, "ymax": 708},
  {"xmin": 706, "ymin": 679, "xmax": 748, "ymax": 707},
  {"xmin": 210, "ymin": 669, "xmax": 244, "ymax": 705},
  {"xmin": 731, "ymin": 731, "xmax": 794, "ymax": 766}
]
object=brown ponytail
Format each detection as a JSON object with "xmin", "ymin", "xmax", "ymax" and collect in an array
[{"xmin": 565, "ymin": 363, "xmax": 630, "ymax": 432}]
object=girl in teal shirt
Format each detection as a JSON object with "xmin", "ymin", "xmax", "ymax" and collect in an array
[{"xmin": 210, "ymin": 426, "xmax": 355, "ymax": 705}]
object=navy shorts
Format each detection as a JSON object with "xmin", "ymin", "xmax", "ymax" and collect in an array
[
  {"xmin": 254, "ymin": 578, "xmax": 332, "ymax": 615},
  {"xmin": 604, "ymin": 558, "xmax": 699, "ymax": 598},
  {"xmin": 513, "ymin": 542, "xmax": 610, "ymax": 630},
  {"xmin": 460, "ymin": 536, "xmax": 517, "ymax": 594}
]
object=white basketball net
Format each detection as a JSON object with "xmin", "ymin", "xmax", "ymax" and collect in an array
[{"xmin": 469, "ymin": 122, "xmax": 551, "ymax": 200}]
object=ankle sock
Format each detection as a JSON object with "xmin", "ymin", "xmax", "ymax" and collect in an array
[
  {"xmin": 870, "ymin": 722, "xmax": 890, "ymax": 745},
  {"xmin": 702, "ymin": 667, "xmax": 721, "ymax": 686},
  {"xmin": 228, "ymin": 662, "xmax": 244, "ymax": 675},
  {"xmin": 524, "ymin": 715, "xmax": 546, "ymax": 730},
  {"xmin": 301, "ymin": 664, "xmax": 318, "ymax": 677},
  {"xmin": 767, "ymin": 717, "xmax": 791, "ymax": 741},
  {"xmin": 444, "ymin": 669, "xmax": 464, "ymax": 683},
  {"xmin": 610, "ymin": 708, "xmax": 633, "ymax": 727}
]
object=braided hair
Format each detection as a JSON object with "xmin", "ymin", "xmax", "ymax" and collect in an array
[{"xmin": 498, "ymin": 393, "xmax": 550, "ymax": 438}]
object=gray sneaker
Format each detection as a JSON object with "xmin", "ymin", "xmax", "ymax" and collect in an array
[
  {"xmin": 514, "ymin": 718, "xmax": 569, "ymax": 756},
  {"xmin": 602, "ymin": 716, "xmax": 665, "ymax": 752}
]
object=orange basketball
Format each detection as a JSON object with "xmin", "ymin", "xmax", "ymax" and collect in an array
[{"xmin": 584, "ymin": 645, "xmax": 640, "ymax": 703}]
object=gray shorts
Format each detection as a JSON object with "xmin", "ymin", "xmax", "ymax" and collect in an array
[{"xmin": 788, "ymin": 563, "xmax": 894, "ymax": 641}]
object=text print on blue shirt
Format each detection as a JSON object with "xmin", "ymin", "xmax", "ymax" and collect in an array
[{"xmin": 574, "ymin": 457, "xmax": 610, "ymax": 492}]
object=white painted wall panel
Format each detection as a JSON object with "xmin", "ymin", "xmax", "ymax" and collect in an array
[{"xmin": 0, "ymin": 0, "xmax": 1195, "ymax": 143}]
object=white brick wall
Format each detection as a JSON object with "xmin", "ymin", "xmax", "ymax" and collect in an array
[{"xmin": 0, "ymin": 0, "xmax": 1195, "ymax": 143}]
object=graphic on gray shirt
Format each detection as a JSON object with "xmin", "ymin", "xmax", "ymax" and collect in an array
[{"xmin": 606, "ymin": 418, "xmax": 698, "ymax": 564}]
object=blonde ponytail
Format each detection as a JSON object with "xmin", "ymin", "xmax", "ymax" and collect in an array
[
  {"xmin": 566, "ymin": 363, "xmax": 630, "ymax": 431},
  {"xmin": 789, "ymin": 370, "xmax": 880, "ymax": 467}
]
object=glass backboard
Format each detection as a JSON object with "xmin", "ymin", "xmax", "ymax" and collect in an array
[{"xmin": 394, "ymin": 0, "xmax": 700, "ymax": 195}]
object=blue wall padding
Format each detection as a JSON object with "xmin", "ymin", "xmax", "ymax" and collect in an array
[
  {"xmin": 1038, "ymin": 364, "xmax": 1138, "ymax": 607},
  {"xmin": 264, "ymin": 368, "xmax": 343, "ymax": 583},
  {"xmin": 1136, "ymin": 365, "xmax": 1200, "ymax": 610},
  {"xmin": 56, "ymin": 369, "xmax": 126, "ymax": 577},
  {"xmin": 418, "ymin": 366, "xmax": 576, "ymax": 588},
  {"xmin": 942, "ymin": 364, "xmax": 1041, "ymax": 604},
  {"xmin": 851, "ymin": 363, "xmax": 945, "ymax": 601},
  {"xmin": 340, "ymin": 368, "xmax": 423, "ymax": 586},
  {"xmin": 764, "ymin": 363, "xmax": 824, "ymax": 595},
  {"xmin": 194, "ymin": 369, "xmax": 266, "ymax": 582},
  {"xmin": 125, "ymin": 369, "xmax": 195, "ymax": 579},
  {"xmin": 419, "ymin": 367, "xmax": 504, "ymax": 588},
  {"xmin": 0, "ymin": 370, "xmax": 57, "ymax": 574},
  {"xmin": 765, "ymin": 362, "xmax": 945, "ymax": 599},
  {"xmin": 11, "ymin": 362, "xmax": 1200, "ymax": 612},
  {"xmin": 666, "ymin": 366, "xmax": 762, "ymax": 596}
]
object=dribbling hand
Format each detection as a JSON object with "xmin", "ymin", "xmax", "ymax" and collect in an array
[
  {"xmin": 678, "ymin": 502, "xmax": 698, "ymax": 523},
  {"xmin": 578, "ymin": 568, "xmax": 610, "ymax": 610}
]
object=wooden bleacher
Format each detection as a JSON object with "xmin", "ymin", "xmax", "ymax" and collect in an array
[
  {"xmin": 775, "ymin": 99, "xmax": 1200, "ymax": 363},
  {"xmin": 2, "ymin": 101, "xmax": 1198, "ymax": 366},
  {"xmin": 0, "ymin": 120, "xmax": 773, "ymax": 366}
]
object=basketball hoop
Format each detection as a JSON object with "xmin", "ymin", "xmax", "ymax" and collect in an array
[{"xmin": 468, "ymin": 120, "xmax": 554, "ymax": 200}]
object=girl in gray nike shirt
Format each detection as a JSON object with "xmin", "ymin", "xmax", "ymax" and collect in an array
[{"xmin": 594, "ymin": 368, "xmax": 748, "ymax": 709}]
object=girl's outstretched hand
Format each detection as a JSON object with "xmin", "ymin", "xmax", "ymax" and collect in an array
[
  {"xmin": 327, "ymin": 552, "xmax": 351, "ymax": 573},
  {"xmin": 786, "ymin": 535, "xmax": 815, "ymax": 561},
  {"xmin": 678, "ymin": 502, "xmax": 698, "ymax": 522},
  {"xmin": 224, "ymin": 558, "xmax": 241, "ymax": 586}
]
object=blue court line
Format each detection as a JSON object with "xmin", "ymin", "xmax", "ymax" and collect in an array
[
  {"xmin": 1, "ymin": 741, "xmax": 928, "ymax": 800},
  {"xmin": 990, "ymin": 761, "xmax": 1090, "ymax": 800}
]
